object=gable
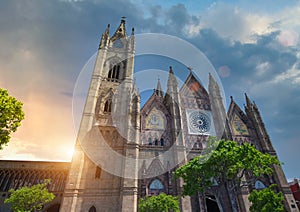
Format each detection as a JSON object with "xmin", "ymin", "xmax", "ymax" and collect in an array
[
  {"xmin": 180, "ymin": 73, "xmax": 209, "ymax": 99},
  {"xmin": 228, "ymin": 100, "xmax": 249, "ymax": 136},
  {"xmin": 145, "ymin": 107, "xmax": 165, "ymax": 130}
]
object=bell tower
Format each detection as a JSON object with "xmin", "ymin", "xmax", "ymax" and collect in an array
[{"xmin": 60, "ymin": 19, "xmax": 137, "ymax": 212}]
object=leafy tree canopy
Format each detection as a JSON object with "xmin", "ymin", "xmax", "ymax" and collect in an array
[
  {"xmin": 138, "ymin": 193, "xmax": 180, "ymax": 212},
  {"xmin": 4, "ymin": 179, "xmax": 55, "ymax": 212},
  {"xmin": 175, "ymin": 138, "xmax": 280, "ymax": 196},
  {"xmin": 248, "ymin": 184, "xmax": 284, "ymax": 212},
  {"xmin": 0, "ymin": 88, "xmax": 24, "ymax": 148}
]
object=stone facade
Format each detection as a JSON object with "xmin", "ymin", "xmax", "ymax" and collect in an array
[
  {"xmin": 59, "ymin": 20, "xmax": 297, "ymax": 212},
  {"xmin": 0, "ymin": 20, "xmax": 297, "ymax": 212}
]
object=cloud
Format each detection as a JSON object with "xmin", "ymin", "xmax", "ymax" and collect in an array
[{"xmin": 272, "ymin": 63, "xmax": 300, "ymax": 84}]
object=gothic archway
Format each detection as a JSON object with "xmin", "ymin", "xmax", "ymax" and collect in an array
[
  {"xmin": 88, "ymin": 205, "xmax": 96, "ymax": 212},
  {"xmin": 206, "ymin": 196, "xmax": 220, "ymax": 212}
]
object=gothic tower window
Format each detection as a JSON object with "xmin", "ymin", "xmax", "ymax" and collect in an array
[
  {"xmin": 104, "ymin": 100, "xmax": 112, "ymax": 113},
  {"xmin": 108, "ymin": 64, "xmax": 121, "ymax": 81}
]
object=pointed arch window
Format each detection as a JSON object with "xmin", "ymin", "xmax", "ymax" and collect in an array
[
  {"xmin": 108, "ymin": 63, "xmax": 121, "ymax": 81},
  {"xmin": 89, "ymin": 206, "xmax": 97, "ymax": 212},
  {"xmin": 254, "ymin": 180, "xmax": 266, "ymax": 190},
  {"xmin": 148, "ymin": 179, "xmax": 165, "ymax": 196},
  {"xmin": 104, "ymin": 99, "xmax": 112, "ymax": 113},
  {"xmin": 160, "ymin": 138, "xmax": 164, "ymax": 146},
  {"xmin": 148, "ymin": 137, "xmax": 152, "ymax": 145}
]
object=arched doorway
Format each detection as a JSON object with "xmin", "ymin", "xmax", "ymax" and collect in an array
[
  {"xmin": 206, "ymin": 196, "xmax": 220, "ymax": 212},
  {"xmin": 89, "ymin": 206, "xmax": 96, "ymax": 212}
]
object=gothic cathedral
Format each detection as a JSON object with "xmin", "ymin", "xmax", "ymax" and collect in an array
[{"xmin": 60, "ymin": 20, "xmax": 297, "ymax": 212}]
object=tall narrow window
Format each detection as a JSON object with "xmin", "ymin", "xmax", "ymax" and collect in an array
[
  {"xmin": 104, "ymin": 100, "xmax": 112, "ymax": 113},
  {"xmin": 108, "ymin": 64, "xmax": 113, "ymax": 79},
  {"xmin": 108, "ymin": 63, "xmax": 121, "ymax": 81},
  {"xmin": 148, "ymin": 137, "xmax": 152, "ymax": 145},
  {"xmin": 95, "ymin": 166, "xmax": 101, "ymax": 179},
  {"xmin": 116, "ymin": 65, "xmax": 120, "ymax": 79},
  {"xmin": 160, "ymin": 138, "xmax": 164, "ymax": 146}
]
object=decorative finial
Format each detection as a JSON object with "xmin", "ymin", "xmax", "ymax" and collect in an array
[
  {"xmin": 105, "ymin": 24, "xmax": 110, "ymax": 33},
  {"xmin": 187, "ymin": 66, "xmax": 193, "ymax": 73},
  {"xmin": 230, "ymin": 96, "xmax": 233, "ymax": 100},
  {"xmin": 169, "ymin": 66, "xmax": 174, "ymax": 74},
  {"xmin": 131, "ymin": 27, "xmax": 134, "ymax": 35}
]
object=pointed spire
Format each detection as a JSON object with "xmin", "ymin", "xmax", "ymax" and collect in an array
[
  {"xmin": 167, "ymin": 66, "xmax": 178, "ymax": 89},
  {"xmin": 245, "ymin": 93, "xmax": 252, "ymax": 107},
  {"xmin": 105, "ymin": 24, "xmax": 110, "ymax": 34},
  {"xmin": 99, "ymin": 23, "xmax": 111, "ymax": 49},
  {"xmin": 132, "ymin": 77, "xmax": 137, "ymax": 93},
  {"xmin": 111, "ymin": 19, "xmax": 127, "ymax": 42},
  {"xmin": 155, "ymin": 78, "xmax": 164, "ymax": 97},
  {"xmin": 131, "ymin": 27, "xmax": 134, "ymax": 36}
]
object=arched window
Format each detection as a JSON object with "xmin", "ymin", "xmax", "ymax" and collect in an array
[
  {"xmin": 254, "ymin": 180, "xmax": 266, "ymax": 190},
  {"xmin": 89, "ymin": 206, "xmax": 97, "ymax": 212},
  {"xmin": 104, "ymin": 100, "xmax": 112, "ymax": 113},
  {"xmin": 154, "ymin": 139, "xmax": 158, "ymax": 146},
  {"xmin": 148, "ymin": 137, "xmax": 152, "ymax": 145},
  {"xmin": 108, "ymin": 63, "xmax": 121, "ymax": 81},
  {"xmin": 160, "ymin": 138, "xmax": 164, "ymax": 146},
  {"xmin": 148, "ymin": 179, "xmax": 164, "ymax": 196}
]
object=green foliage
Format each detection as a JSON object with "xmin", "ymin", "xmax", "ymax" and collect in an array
[
  {"xmin": 175, "ymin": 138, "xmax": 280, "ymax": 196},
  {"xmin": 138, "ymin": 193, "xmax": 180, "ymax": 212},
  {"xmin": 0, "ymin": 88, "xmax": 24, "ymax": 148},
  {"xmin": 4, "ymin": 179, "xmax": 55, "ymax": 212},
  {"xmin": 248, "ymin": 184, "xmax": 284, "ymax": 212}
]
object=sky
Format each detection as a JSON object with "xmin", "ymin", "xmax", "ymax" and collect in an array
[{"xmin": 0, "ymin": 0, "xmax": 299, "ymax": 180}]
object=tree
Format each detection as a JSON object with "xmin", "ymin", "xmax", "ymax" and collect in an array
[
  {"xmin": 4, "ymin": 179, "xmax": 55, "ymax": 212},
  {"xmin": 175, "ymin": 137, "xmax": 280, "ymax": 212},
  {"xmin": 248, "ymin": 184, "xmax": 284, "ymax": 212},
  {"xmin": 0, "ymin": 88, "xmax": 24, "ymax": 148},
  {"xmin": 138, "ymin": 193, "xmax": 180, "ymax": 212}
]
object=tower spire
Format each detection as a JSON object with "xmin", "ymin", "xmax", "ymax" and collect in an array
[
  {"xmin": 245, "ymin": 93, "xmax": 252, "ymax": 107},
  {"xmin": 155, "ymin": 78, "xmax": 164, "ymax": 97},
  {"xmin": 99, "ymin": 24, "xmax": 111, "ymax": 49},
  {"xmin": 111, "ymin": 19, "xmax": 127, "ymax": 42}
]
